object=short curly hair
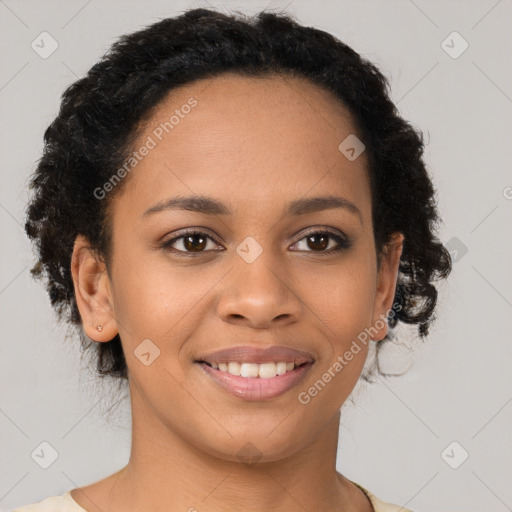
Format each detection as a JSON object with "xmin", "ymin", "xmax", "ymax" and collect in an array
[{"xmin": 24, "ymin": 7, "xmax": 452, "ymax": 381}]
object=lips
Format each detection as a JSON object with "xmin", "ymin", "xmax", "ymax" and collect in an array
[
  {"xmin": 195, "ymin": 345, "xmax": 315, "ymax": 401},
  {"xmin": 196, "ymin": 345, "xmax": 315, "ymax": 365}
]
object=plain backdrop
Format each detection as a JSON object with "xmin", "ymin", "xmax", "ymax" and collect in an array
[{"xmin": 0, "ymin": 1, "xmax": 511, "ymax": 511}]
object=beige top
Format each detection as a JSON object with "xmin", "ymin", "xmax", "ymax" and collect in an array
[{"xmin": 13, "ymin": 484, "xmax": 413, "ymax": 512}]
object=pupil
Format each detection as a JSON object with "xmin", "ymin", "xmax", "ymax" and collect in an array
[
  {"xmin": 308, "ymin": 234, "xmax": 328, "ymax": 251},
  {"xmin": 185, "ymin": 235, "xmax": 206, "ymax": 251}
]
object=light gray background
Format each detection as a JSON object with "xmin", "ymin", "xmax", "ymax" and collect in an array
[{"xmin": 1, "ymin": 1, "xmax": 511, "ymax": 511}]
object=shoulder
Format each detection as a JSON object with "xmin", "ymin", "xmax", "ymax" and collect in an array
[
  {"xmin": 12, "ymin": 491, "xmax": 86, "ymax": 512},
  {"xmin": 352, "ymin": 481, "xmax": 415, "ymax": 512}
]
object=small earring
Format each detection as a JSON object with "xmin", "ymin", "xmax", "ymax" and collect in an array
[{"xmin": 96, "ymin": 325, "xmax": 103, "ymax": 332}]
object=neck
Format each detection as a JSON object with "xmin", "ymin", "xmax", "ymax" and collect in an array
[{"xmin": 73, "ymin": 387, "xmax": 370, "ymax": 512}]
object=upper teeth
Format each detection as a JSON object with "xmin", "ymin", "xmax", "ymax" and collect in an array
[{"xmin": 211, "ymin": 361, "xmax": 295, "ymax": 378}]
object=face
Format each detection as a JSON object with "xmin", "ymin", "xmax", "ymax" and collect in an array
[{"xmin": 72, "ymin": 72, "xmax": 403, "ymax": 463}]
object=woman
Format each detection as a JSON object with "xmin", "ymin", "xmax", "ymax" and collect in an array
[{"xmin": 18, "ymin": 7, "xmax": 451, "ymax": 511}]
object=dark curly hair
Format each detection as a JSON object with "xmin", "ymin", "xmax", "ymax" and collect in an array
[{"xmin": 24, "ymin": 7, "xmax": 452, "ymax": 381}]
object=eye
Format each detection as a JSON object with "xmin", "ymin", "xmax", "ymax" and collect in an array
[
  {"xmin": 290, "ymin": 228, "xmax": 352, "ymax": 254},
  {"xmin": 161, "ymin": 230, "xmax": 223, "ymax": 255},
  {"xmin": 161, "ymin": 227, "xmax": 352, "ymax": 257}
]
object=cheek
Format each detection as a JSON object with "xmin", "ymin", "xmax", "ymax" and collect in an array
[
  {"xmin": 294, "ymin": 277, "xmax": 372, "ymax": 424},
  {"xmin": 298, "ymin": 253, "xmax": 376, "ymax": 394},
  {"xmin": 110, "ymin": 248, "xmax": 218, "ymax": 359},
  {"xmin": 301, "ymin": 253, "xmax": 377, "ymax": 341},
  {"xmin": 329, "ymin": 275, "xmax": 376, "ymax": 346}
]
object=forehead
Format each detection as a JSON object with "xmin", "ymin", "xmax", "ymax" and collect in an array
[
  {"xmin": 145, "ymin": 71, "xmax": 363, "ymax": 157},
  {"xmin": 117, "ymin": 72, "xmax": 370, "ymax": 216}
]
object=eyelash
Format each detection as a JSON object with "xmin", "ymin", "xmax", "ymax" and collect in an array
[{"xmin": 161, "ymin": 228, "xmax": 352, "ymax": 257}]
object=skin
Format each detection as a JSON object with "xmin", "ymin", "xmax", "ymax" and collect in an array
[{"xmin": 70, "ymin": 72, "xmax": 404, "ymax": 512}]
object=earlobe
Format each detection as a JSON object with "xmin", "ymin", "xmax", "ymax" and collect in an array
[
  {"xmin": 371, "ymin": 232, "xmax": 404, "ymax": 341},
  {"xmin": 70, "ymin": 235, "xmax": 118, "ymax": 342}
]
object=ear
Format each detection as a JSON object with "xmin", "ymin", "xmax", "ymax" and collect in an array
[
  {"xmin": 70, "ymin": 234, "xmax": 118, "ymax": 342},
  {"xmin": 371, "ymin": 232, "xmax": 404, "ymax": 341}
]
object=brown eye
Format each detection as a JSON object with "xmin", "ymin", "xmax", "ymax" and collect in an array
[
  {"xmin": 181, "ymin": 233, "xmax": 207, "ymax": 252},
  {"xmin": 162, "ymin": 230, "xmax": 222, "ymax": 254},
  {"xmin": 306, "ymin": 233, "xmax": 329, "ymax": 251},
  {"xmin": 162, "ymin": 228, "xmax": 351, "ymax": 257},
  {"xmin": 291, "ymin": 229, "xmax": 351, "ymax": 254}
]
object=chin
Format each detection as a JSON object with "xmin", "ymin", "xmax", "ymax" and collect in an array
[{"xmin": 191, "ymin": 422, "xmax": 313, "ymax": 466}]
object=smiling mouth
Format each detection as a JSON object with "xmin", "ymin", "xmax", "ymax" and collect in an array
[
  {"xmin": 194, "ymin": 344, "xmax": 315, "ymax": 400},
  {"xmin": 196, "ymin": 359, "xmax": 315, "ymax": 401},
  {"xmin": 199, "ymin": 360, "xmax": 309, "ymax": 379}
]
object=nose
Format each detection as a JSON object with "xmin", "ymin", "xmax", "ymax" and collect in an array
[{"xmin": 216, "ymin": 255, "xmax": 302, "ymax": 329}]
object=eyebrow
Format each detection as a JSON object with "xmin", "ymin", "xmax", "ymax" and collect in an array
[{"xmin": 143, "ymin": 195, "xmax": 362, "ymax": 223}]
